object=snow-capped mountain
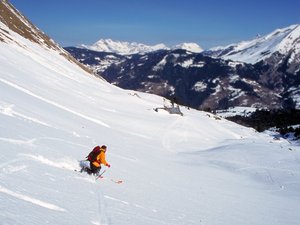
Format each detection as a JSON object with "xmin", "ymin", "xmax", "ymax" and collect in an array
[
  {"xmin": 172, "ymin": 42, "xmax": 203, "ymax": 53},
  {"xmin": 66, "ymin": 46, "xmax": 300, "ymax": 110},
  {"xmin": 1, "ymin": 1, "xmax": 300, "ymax": 225},
  {"xmin": 81, "ymin": 38, "xmax": 169, "ymax": 55},
  {"xmin": 206, "ymin": 24, "xmax": 300, "ymax": 66},
  {"xmin": 80, "ymin": 38, "xmax": 203, "ymax": 55},
  {"xmin": 66, "ymin": 24, "xmax": 300, "ymax": 110}
]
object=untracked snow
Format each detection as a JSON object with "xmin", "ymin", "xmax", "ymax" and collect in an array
[{"xmin": 1, "ymin": 21, "xmax": 300, "ymax": 225}]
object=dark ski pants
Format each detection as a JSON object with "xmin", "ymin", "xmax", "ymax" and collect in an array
[{"xmin": 90, "ymin": 162, "xmax": 101, "ymax": 175}]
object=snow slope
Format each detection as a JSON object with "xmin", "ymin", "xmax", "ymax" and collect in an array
[
  {"xmin": 1, "ymin": 21, "xmax": 300, "ymax": 225},
  {"xmin": 209, "ymin": 24, "xmax": 300, "ymax": 64}
]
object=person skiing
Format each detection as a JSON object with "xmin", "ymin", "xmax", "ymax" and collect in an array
[{"xmin": 86, "ymin": 145, "xmax": 110, "ymax": 175}]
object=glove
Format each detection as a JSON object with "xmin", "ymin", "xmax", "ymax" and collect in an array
[{"xmin": 106, "ymin": 164, "xmax": 111, "ymax": 168}]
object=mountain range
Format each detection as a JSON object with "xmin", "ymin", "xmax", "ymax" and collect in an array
[
  {"xmin": 65, "ymin": 25, "xmax": 300, "ymax": 110},
  {"xmin": 80, "ymin": 38, "xmax": 203, "ymax": 55}
]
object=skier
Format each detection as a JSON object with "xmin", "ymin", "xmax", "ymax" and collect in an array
[{"xmin": 85, "ymin": 145, "xmax": 110, "ymax": 175}]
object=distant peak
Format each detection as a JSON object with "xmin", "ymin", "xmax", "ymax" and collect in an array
[
  {"xmin": 172, "ymin": 42, "xmax": 203, "ymax": 53},
  {"xmin": 80, "ymin": 39, "xmax": 202, "ymax": 54},
  {"xmin": 80, "ymin": 39, "xmax": 168, "ymax": 55},
  {"xmin": 206, "ymin": 24, "xmax": 300, "ymax": 64}
]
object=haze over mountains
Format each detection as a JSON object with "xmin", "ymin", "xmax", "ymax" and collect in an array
[{"xmin": 66, "ymin": 24, "xmax": 300, "ymax": 110}]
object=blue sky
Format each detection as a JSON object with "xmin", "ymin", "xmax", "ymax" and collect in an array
[{"xmin": 10, "ymin": 0, "xmax": 300, "ymax": 49}]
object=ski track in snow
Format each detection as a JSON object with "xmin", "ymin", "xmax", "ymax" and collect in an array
[
  {"xmin": 97, "ymin": 188, "xmax": 109, "ymax": 225},
  {"xmin": 0, "ymin": 101, "xmax": 52, "ymax": 127},
  {"xmin": 33, "ymin": 136, "xmax": 89, "ymax": 148},
  {"xmin": 0, "ymin": 137, "xmax": 36, "ymax": 146},
  {"xmin": 125, "ymin": 131, "xmax": 152, "ymax": 139},
  {"xmin": 0, "ymin": 77, "xmax": 110, "ymax": 128},
  {"xmin": 0, "ymin": 159, "xmax": 26, "ymax": 172},
  {"xmin": 104, "ymin": 195, "xmax": 129, "ymax": 205},
  {"xmin": 0, "ymin": 186, "xmax": 66, "ymax": 212},
  {"xmin": 1, "ymin": 164, "xmax": 27, "ymax": 174},
  {"xmin": 104, "ymin": 195, "xmax": 158, "ymax": 213},
  {"xmin": 19, "ymin": 153, "xmax": 78, "ymax": 171}
]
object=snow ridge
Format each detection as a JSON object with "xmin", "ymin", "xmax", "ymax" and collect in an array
[
  {"xmin": 208, "ymin": 24, "xmax": 300, "ymax": 64},
  {"xmin": 80, "ymin": 38, "xmax": 203, "ymax": 55}
]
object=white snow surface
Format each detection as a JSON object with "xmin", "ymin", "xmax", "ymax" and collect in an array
[
  {"xmin": 81, "ymin": 39, "xmax": 203, "ymax": 55},
  {"xmin": 1, "ymin": 22, "xmax": 300, "ymax": 225}
]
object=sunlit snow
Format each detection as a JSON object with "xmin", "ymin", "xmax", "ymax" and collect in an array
[{"xmin": 211, "ymin": 24, "xmax": 300, "ymax": 64}]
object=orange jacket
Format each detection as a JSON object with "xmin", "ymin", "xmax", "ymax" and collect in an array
[{"xmin": 92, "ymin": 150, "xmax": 108, "ymax": 168}]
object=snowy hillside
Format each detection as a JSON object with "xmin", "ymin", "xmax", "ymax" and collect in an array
[
  {"xmin": 207, "ymin": 24, "xmax": 300, "ymax": 64},
  {"xmin": 1, "ymin": 2, "xmax": 300, "ymax": 225},
  {"xmin": 80, "ymin": 38, "xmax": 203, "ymax": 55}
]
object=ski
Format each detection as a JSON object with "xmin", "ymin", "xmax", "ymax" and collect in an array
[
  {"xmin": 75, "ymin": 165, "xmax": 123, "ymax": 184},
  {"xmin": 97, "ymin": 177, "xmax": 123, "ymax": 184},
  {"xmin": 111, "ymin": 179, "xmax": 123, "ymax": 184}
]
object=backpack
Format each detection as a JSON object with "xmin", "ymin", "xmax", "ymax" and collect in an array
[{"xmin": 86, "ymin": 146, "xmax": 101, "ymax": 161}]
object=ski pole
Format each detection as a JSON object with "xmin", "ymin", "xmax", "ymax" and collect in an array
[{"xmin": 99, "ymin": 169, "xmax": 106, "ymax": 176}]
